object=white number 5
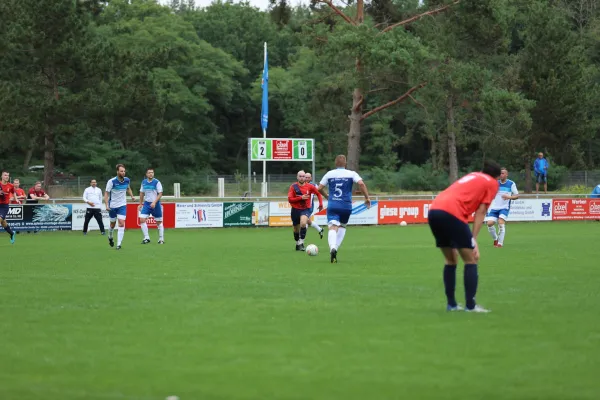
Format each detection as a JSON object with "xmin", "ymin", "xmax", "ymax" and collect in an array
[{"xmin": 334, "ymin": 183, "xmax": 343, "ymax": 198}]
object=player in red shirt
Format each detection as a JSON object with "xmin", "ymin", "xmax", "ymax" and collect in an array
[
  {"xmin": 0, "ymin": 171, "xmax": 17, "ymax": 244},
  {"xmin": 27, "ymin": 181, "xmax": 49, "ymax": 203},
  {"xmin": 10, "ymin": 178, "xmax": 26, "ymax": 204},
  {"xmin": 288, "ymin": 170, "xmax": 323, "ymax": 251},
  {"xmin": 428, "ymin": 160, "xmax": 501, "ymax": 313}
]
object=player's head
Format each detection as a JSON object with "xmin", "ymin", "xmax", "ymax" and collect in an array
[
  {"xmin": 34, "ymin": 181, "xmax": 42, "ymax": 190},
  {"xmin": 305, "ymin": 173, "xmax": 312, "ymax": 183},
  {"xmin": 538, "ymin": 152, "xmax": 544, "ymax": 159},
  {"xmin": 500, "ymin": 168, "xmax": 508, "ymax": 181},
  {"xmin": 116, "ymin": 164, "xmax": 126, "ymax": 178},
  {"xmin": 146, "ymin": 168, "xmax": 154, "ymax": 180},
  {"xmin": 297, "ymin": 170, "xmax": 306, "ymax": 183},
  {"xmin": 13, "ymin": 178, "xmax": 20, "ymax": 188},
  {"xmin": 481, "ymin": 160, "xmax": 501, "ymax": 179},
  {"xmin": 90, "ymin": 179, "xmax": 97, "ymax": 188},
  {"xmin": 335, "ymin": 155, "xmax": 347, "ymax": 168},
  {"xmin": 1, "ymin": 171, "xmax": 8, "ymax": 183}
]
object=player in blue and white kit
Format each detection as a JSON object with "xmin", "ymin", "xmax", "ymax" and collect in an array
[
  {"xmin": 104, "ymin": 164, "xmax": 135, "ymax": 250},
  {"xmin": 304, "ymin": 172, "xmax": 324, "ymax": 240},
  {"xmin": 139, "ymin": 168, "xmax": 164, "ymax": 244},
  {"xmin": 485, "ymin": 167, "xmax": 519, "ymax": 248},
  {"xmin": 318, "ymin": 155, "xmax": 371, "ymax": 263}
]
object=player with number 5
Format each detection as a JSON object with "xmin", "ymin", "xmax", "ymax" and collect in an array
[{"xmin": 317, "ymin": 155, "xmax": 371, "ymax": 263}]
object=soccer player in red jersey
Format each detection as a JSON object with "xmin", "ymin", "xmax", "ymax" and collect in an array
[
  {"xmin": 288, "ymin": 170, "xmax": 323, "ymax": 251},
  {"xmin": 0, "ymin": 171, "xmax": 17, "ymax": 244},
  {"xmin": 428, "ymin": 161, "xmax": 501, "ymax": 313}
]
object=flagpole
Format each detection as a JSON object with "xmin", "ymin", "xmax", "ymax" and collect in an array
[{"xmin": 261, "ymin": 42, "xmax": 268, "ymax": 198}]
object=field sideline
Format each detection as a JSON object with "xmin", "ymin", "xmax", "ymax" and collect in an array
[{"xmin": 1, "ymin": 223, "xmax": 599, "ymax": 400}]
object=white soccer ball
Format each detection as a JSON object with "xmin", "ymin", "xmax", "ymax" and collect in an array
[
  {"xmin": 306, "ymin": 244, "xmax": 319, "ymax": 256},
  {"xmin": 400, "ymin": 221, "xmax": 408, "ymax": 226}
]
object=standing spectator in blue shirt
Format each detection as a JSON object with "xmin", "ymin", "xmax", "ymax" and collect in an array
[
  {"xmin": 533, "ymin": 152, "xmax": 549, "ymax": 194},
  {"xmin": 591, "ymin": 184, "xmax": 600, "ymax": 199}
]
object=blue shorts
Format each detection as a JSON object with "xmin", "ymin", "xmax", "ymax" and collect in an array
[
  {"xmin": 291, "ymin": 208, "xmax": 311, "ymax": 225},
  {"xmin": 108, "ymin": 205, "xmax": 127, "ymax": 220},
  {"xmin": 535, "ymin": 172, "xmax": 547, "ymax": 183},
  {"xmin": 428, "ymin": 209, "xmax": 474, "ymax": 249},
  {"xmin": 486, "ymin": 208, "xmax": 509, "ymax": 222},
  {"xmin": 0, "ymin": 204, "xmax": 8, "ymax": 220},
  {"xmin": 140, "ymin": 201, "xmax": 163, "ymax": 220},
  {"xmin": 327, "ymin": 208, "xmax": 352, "ymax": 226}
]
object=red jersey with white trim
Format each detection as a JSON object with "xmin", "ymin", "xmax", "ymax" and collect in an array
[
  {"xmin": 288, "ymin": 182, "xmax": 323, "ymax": 210},
  {"xmin": 430, "ymin": 172, "xmax": 499, "ymax": 223},
  {"xmin": 0, "ymin": 182, "xmax": 15, "ymax": 205}
]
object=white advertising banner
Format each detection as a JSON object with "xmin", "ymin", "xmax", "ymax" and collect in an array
[
  {"xmin": 313, "ymin": 200, "xmax": 379, "ymax": 226},
  {"xmin": 506, "ymin": 199, "xmax": 552, "ymax": 221},
  {"xmin": 175, "ymin": 202, "xmax": 224, "ymax": 228},
  {"xmin": 269, "ymin": 201, "xmax": 293, "ymax": 226},
  {"xmin": 72, "ymin": 204, "xmax": 110, "ymax": 231}
]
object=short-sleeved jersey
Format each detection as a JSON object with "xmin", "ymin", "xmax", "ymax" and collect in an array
[
  {"xmin": 140, "ymin": 179, "xmax": 163, "ymax": 203},
  {"xmin": 430, "ymin": 172, "xmax": 499, "ymax": 223},
  {"xmin": 10, "ymin": 188, "xmax": 26, "ymax": 204},
  {"xmin": 0, "ymin": 182, "xmax": 15, "ymax": 205},
  {"xmin": 106, "ymin": 176, "xmax": 131, "ymax": 208},
  {"xmin": 319, "ymin": 168, "xmax": 362, "ymax": 210},
  {"xmin": 489, "ymin": 179, "xmax": 518, "ymax": 211},
  {"xmin": 288, "ymin": 182, "xmax": 323, "ymax": 210}
]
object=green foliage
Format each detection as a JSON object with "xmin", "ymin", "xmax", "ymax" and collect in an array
[{"xmin": 556, "ymin": 184, "xmax": 593, "ymax": 195}]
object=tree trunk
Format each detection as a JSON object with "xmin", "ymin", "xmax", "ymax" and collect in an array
[
  {"xmin": 23, "ymin": 136, "xmax": 36, "ymax": 172},
  {"xmin": 347, "ymin": 87, "xmax": 362, "ymax": 172},
  {"xmin": 524, "ymin": 157, "xmax": 532, "ymax": 193},
  {"xmin": 430, "ymin": 136, "xmax": 437, "ymax": 170},
  {"xmin": 43, "ymin": 129, "xmax": 55, "ymax": 189},
  {"xmin": 446, "ymin": 96, "xmax": 459, "ymax": 182}
]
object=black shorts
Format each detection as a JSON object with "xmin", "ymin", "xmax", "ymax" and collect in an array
[
  {"xmin": 0, "ymin": 204, "xmax": 8, "ymax": 220},
  {"xmin": 291, "ymin": 207, "xmax": 311, "ymax": 225},
  {"xmin": 428, "ymin": 209, "xmax": 474, "ymax": 249}
]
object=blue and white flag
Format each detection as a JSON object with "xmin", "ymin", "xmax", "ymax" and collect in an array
[{"xmin": 261, "ymin": 42, "xmax": 268, "ymax": 132}]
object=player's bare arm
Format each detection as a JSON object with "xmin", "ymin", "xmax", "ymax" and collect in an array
[
  {"xmin": 502, "ymin": 192, "xmax": 519, "ymax": 200},
  {"xmin": 312, "ymin": 185, "xmax": 324, "ymax": 211},
  {"xmin": 104, "ymin": 191, "xmax": 110, "ymax": 211},
  {"xmin": 138, "ymin": 191, "xmax": 145, "ymax": 210},
  {"xmin": 317, "ymin": 184, "xmax": 328, "ymax": 200},
  {"xmin": 128, "ymin": 186, "xmax": 135, "ymax": 201},
  {"xmin": 153, "ymin": 191, "xmax": 163, "ymax": 208},
  {"xmin": 358, "ymin": 180, "xmax": 371, "ymax": 208}
]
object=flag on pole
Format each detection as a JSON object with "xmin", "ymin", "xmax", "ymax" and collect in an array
[{"xmin": 261, "ymin": 42, "xmax": 268, "ymax": 132}]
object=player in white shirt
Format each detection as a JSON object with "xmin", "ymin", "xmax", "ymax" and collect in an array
[
  {"xmin": 104, "ymin": 164, "xmax": 135, "ymax": 250},
  {"xmin": 82, "ymin": 179, "xmax": 105, "ymax": 235},
  {"xmin": 139, "ymin": 168, "xmax": 165, "ymax": 244},
  {"xmin": 485, "ymin": 167, "xmax": 519, "ymax": 248}
]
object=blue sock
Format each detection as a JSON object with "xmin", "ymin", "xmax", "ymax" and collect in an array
[
  {"xmin": 464, "ymin": 264, "xmax": 479, "ymax": 310},
  {"xmin": 443, "ymin": 265, "xmax": 457, "ymax": 307}
]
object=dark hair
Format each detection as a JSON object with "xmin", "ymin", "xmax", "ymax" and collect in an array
[
  {"xmin": 116, "ymin": 164, "xmax": 125, "ymax": 171},
  {"xmin": 146, "ymin": 168, "xmax": 154, "ymax": 172},
  {"xmin": 1, "ymin": 170, "xmax": 8, "ymax": 175},
  {"xmin": 482, "ymin": 160, "xmax": 502, "ymax": 178}
]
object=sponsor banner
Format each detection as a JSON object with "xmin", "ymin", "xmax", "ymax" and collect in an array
[
  {"xmin": 552, "ymin": 198, "xmax": 600, "ymax": 220},
  {"xmin": 72, "ymin": 204, "xmax": 111, "ymax": 231},
  {"xmin": 223, "ymin": 202, "xmax": 254, "ymax": 227},
  {"xmin": 269, "ymin": 201, "xmax": 293, "ymax": 226},
  {"xmin": 175, "ymin": 202, "xmax": 224, "ymax": 228},
  {"xmin": 3, "ymin": 204, "xmax": 72, "ymax": 231},
  {"xmin": 313, "ymin": 200, "xmax": 379, "ymax": 226},
  {"xmin": 272, "ymin": 139, "xmax": 292, "ymax": 160},
  {"xmin": 378, "ymin": 200, "xmax": 432, "ymax": 224},
  {"xmin": 125, "ymin": 203, "xmax": 176, "ymax": 229},
  {"xmin": 507, "ymin": 199, "xmax": 552, "ymax": 221},
  {"xmin": 253, "ymin": 202, "xmax": 269, "ymax": 226}
]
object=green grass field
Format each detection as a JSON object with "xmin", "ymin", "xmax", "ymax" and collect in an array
[{"xmin": 1, "ymin": 223, "xmax": 599, "ymax": 400}]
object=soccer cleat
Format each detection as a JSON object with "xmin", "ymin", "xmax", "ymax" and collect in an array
[
  {"xmin": 10, "ymin": 232, "xmax": 16, "ymax": 245},
  {"xmin": 298, "ymin": 244, "xmax": 305, "ymax": 252},
  {"xmin": 295, "ymin": 244, "xmax": 301, "ymax": 251},
  {"xmin": 330, "ymin": 248, "xmax": 337, "ymax": 263},
  {"xmin": 465, "ymin": 305, "xmax": 491, "ymax": 313},
  {"xmin": 447, "ymin": 304, "xmax": 464, "ymax": 312},
  {"xmin": 319, "ymin": 229, "xmax": 324, "ymax": 239},
  {"xmin": 496, "ymin": 243, "xmax": 503, "ymax": 248},
  {"xmin": 141, "ymin": 238, "xmax": 151, "ymax": 244},
  {"xmin": 108, "ymin": 237, "xmax": 114, "ymax": 247},
  {"xmin": 158, "ymin": 240, "xmax": 164, "ymax": 244},
  {"xmin": 116, "ymin": 245, "xmax": 122, "ymax": 250},
  {"xmin": 83, "ymin": 232, "xmax": 87, "ymax": 236},
  {"xmin": 493, "ymin": 239, "xmax": 498, "ymax": 247},
  {"xmin": 101, "ymin": 231, "xmax": 106, "ymax": 236}
]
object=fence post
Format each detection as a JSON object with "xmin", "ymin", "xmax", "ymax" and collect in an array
[{"xmin": 585, "ymin": 170, "xmax": 588, "ymax": 188}]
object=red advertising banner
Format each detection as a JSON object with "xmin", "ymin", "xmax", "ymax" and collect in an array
[
  {"xmin": 552, "ymin": 198, "xmax": 600, "ymax": 220},
  {"xmin": 125, "ymin": 203, "xmax": 176, "ymax": 229},
  {"xmin": 272, "ymin": 139, "xmax": 292, "ymax": 160},
  {"xmin": 378, "ymin": 200, "xmax": 475, "ymax": 225}
]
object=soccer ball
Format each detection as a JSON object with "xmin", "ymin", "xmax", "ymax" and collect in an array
[
  {"xmin": 400, "ymin": 221, "xmax": 408, "ymax": 226},
  {"xmin": 306, "ymin": 244, "xmax": 319, "ymax": 256}
]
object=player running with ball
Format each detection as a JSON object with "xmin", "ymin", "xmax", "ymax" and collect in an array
[{"xmin": 288, "ymin": 170, "xmax": 324, "ymax": 251}]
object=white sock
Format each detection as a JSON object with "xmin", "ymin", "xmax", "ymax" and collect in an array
[
  {"xmin": 311, "ymin": 222, "xmax": 322, "ymax": 232},
  {"xmin": 299, "ymin": 238, "xmax": 304, "ymax": 245},
  {"xmin": 117, "ymin": 226, "xmax": 125, "ymax": 246},
  {"xmin": 108, "ymin": 228, "xmax": 114, "ymax": 239},
  {"xmin": 158, "ymin": 225, "xmax": 164, "ymax": 240},
  {"xmin": 328, "ymin": 229, "xmax": 337, "ymax": 251},
  {"xmin": 488, "ymin": 225, "xmax": 498, "ymax": 240},
  {"xmin": 336, "ymin": 227, "xmax": 347, "ymax": 249},
  {"xmin": 140, "ymin": 222, "xmax": 149, "ymax": 239},
  {"xmin": 498, "ymin": 224, "xmax": 506, "ymax": 244}
]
